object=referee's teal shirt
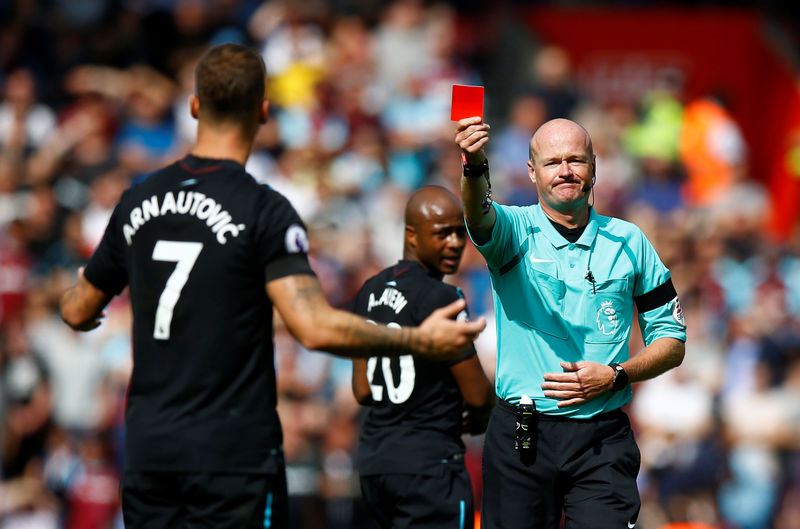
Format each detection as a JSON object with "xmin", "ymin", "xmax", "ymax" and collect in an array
[{"xmin": 470, "ymin": 204, "xmax": 687, "ymax": 418}]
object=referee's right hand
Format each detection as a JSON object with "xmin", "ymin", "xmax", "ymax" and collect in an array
[
  {"xmin": 455, "ymin": 117, "xmax": 490, "ymax": 165},
  {"xmin": 417, "ymin": 299, "xmax": 486, "ymax": 361}
]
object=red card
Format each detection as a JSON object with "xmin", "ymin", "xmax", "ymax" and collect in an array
[{"xmin": 450, "ymin": 84, "xmax": 484, "ymax": 121}]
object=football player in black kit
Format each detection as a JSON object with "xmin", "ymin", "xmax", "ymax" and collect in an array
[
  {"xmin": 352, "ymin": 186, "xmax": 495, "ymax": 529},
  {"xmin": 58, "ymin": 44, "xmax": 485, "ymax": 529}
]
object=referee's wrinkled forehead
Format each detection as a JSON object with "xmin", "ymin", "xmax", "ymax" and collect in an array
[{"xmin": 529, "ymin": 118, "xmax": 593, "ymax": 163}]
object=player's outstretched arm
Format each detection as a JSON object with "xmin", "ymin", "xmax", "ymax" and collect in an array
[
  {"xmin": 267, "ymin": 274, "xmax": 486, "ymax": 360},
  {"xmin": 60, "ymin": 267, "xmax": 113, "ymax": 332}
]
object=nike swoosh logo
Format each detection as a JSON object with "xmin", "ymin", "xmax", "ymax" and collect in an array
[
  {"xmin": 628, "ymin": 522, "xmax": 636, "ymax": 528},
  {"xmin": 530, "ymin": 257, "xmax": 552, "ymax": 263},
  {"xmin": 180, "ymin": 178, "xmax": 198, "ymax": 186},
  {"xmin": 385, "ymin": 281, "xmax": 397, "ymax": 286}
]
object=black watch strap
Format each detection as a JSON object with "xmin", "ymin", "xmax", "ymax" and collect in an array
[
  {"xmin": 460, "ymin": 152, "xmax": 493, "ymax": 214},
  {"xmin": 609, "ymin": 363, "xmax": 629, "ymax": 392},
  {"xmin": 460, "ymin": 152, "xmax": 489, "ymax": 178}
]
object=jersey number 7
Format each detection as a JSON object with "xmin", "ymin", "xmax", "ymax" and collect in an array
[{"xmin": 151, "ymin": 240, "xmax": 203, "ymax": 340}]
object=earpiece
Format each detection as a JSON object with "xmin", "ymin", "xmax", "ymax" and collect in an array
[{"xmin": 582, "ymin": 167, "xmax": 596, "ymax": 194}]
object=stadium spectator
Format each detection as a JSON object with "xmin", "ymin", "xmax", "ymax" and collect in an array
[
  {"xmin": 0, "ymin": 69, "xmax": 56, "ymax": 159},
  {"xmin": 678, "ymin": 96, "xmax": 748, "ymax": 208}
]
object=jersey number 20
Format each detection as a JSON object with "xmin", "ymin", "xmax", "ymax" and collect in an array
[
  {"xmin": 151, "ymin": 240, "xmax": 203, "ymax": 340},
  {"xmin": 365, "ymin": 321, "xmax": 416, "ymax": 403}
]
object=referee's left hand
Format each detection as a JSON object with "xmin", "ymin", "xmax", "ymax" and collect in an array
[{"xmin": 541, "ymin": 361, "xmax": 614, "ymax": 407}]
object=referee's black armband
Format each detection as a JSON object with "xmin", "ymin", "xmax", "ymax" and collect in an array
[
  {"xmin": 265, "ymin": 254, "xmax": 316, "ymax": 283},
  {"xmin": 634, "ymin": 278, "xmax": 677, "ymax": 313}
]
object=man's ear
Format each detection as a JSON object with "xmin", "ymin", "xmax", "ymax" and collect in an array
[
  {"xmin": 527, "ymin": 159, "xmax": 536, "ymax": 185},
  {"xmin": 190, "ymin": 95, "xmax": 200, "ymax": 120},
  {"xmin": 405, "ymin": 225, "xmax": 417, "ymax": 250},
  {"xmin": 259, "ymin": 99, "xmax": 270, "ymax": 124}
]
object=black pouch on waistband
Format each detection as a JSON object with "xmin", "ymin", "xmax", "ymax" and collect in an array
[{"xmin": 514, "ymin": 400, "xmax": 537, "ymax": 452}]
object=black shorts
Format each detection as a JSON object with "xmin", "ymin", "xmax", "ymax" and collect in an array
[
  {"xmin": 121, "ymin": 470, "xmax": 288, "ymax": 529},
  {"xmin": 360, "ymin": 456, "xmax": 474, "ymax": 529},
  {"xmin": 481, "ymin": 400, "xmax": 640, "ymax": 529}
]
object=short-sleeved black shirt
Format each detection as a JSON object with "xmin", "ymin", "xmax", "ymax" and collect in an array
[
  {"xmin": 84, "ymin": 155, "xmax": 313, "ymax": 474},
  {"xmin": 352, "ymin": 260, "xmax": 476, "ymax": 476}
]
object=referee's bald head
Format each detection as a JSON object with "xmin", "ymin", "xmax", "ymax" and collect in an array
[{"xmin": 529, "ymin": 118, "xmax": 593, "ymax": 164}]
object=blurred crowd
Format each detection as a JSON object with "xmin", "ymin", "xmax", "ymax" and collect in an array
[{"xmin": 1, "ymin": 1, "xmax": 799, "ymax": 529}]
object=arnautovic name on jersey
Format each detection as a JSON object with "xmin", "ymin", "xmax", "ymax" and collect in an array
[
  {"xmin": 367, "ymin": 287, "xmax": 408, "ymax": 314},
  {"xmin": 122, "ymin": 191, "xmax": 245, "ymax": 246}
]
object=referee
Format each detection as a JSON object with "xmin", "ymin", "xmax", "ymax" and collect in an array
[
  {"xmin": 454, "ymin": 117, "xmax": 686, "ymax": 529},
  {"xmin": 58, "ymin": 44, "xmax": 485, "ymax": 529}
]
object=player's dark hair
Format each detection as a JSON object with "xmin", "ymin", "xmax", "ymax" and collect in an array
[{"xmin": 195, "ymin": 44, "xmax": 266, "ymax": 130}]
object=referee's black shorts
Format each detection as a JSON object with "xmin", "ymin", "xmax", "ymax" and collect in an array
[
  {"xmin": 481, "ymin": 400, "xmax": 640, "ymax": 529},
  {"xmin": 121, "ymin": 469, "xmax": 288, "ymax": 529},
  {"xmin": 360, "ymin": 456, "xmax": 474, "ymax": 529}
]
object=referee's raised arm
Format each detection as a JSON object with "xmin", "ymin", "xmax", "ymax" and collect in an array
[{"xmin": 455, "ymin": 117, "xmax": 496, "ymax": 245}]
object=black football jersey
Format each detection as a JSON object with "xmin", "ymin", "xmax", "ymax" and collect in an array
[
  {"xmin": 84, "ymin": 154, "xmax": 313, "ymax": 474},
  {"xmin": 353, "ymin": 260, "xmax": 476, "ymax": 476}
]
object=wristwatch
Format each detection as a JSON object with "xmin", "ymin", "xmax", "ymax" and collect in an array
[{"xmin": 608, "ymin": 363, "xmax": 629, "ymax": 392}]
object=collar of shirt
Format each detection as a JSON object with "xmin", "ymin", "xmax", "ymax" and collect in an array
[{"xmin": 533, "ymin": 205, "xmax": 599, "ymax": 250}]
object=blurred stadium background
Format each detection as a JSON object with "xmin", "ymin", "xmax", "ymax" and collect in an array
[{"xmin": 1, "ymin": 1, "xmax": 799, "ymax": 528}]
